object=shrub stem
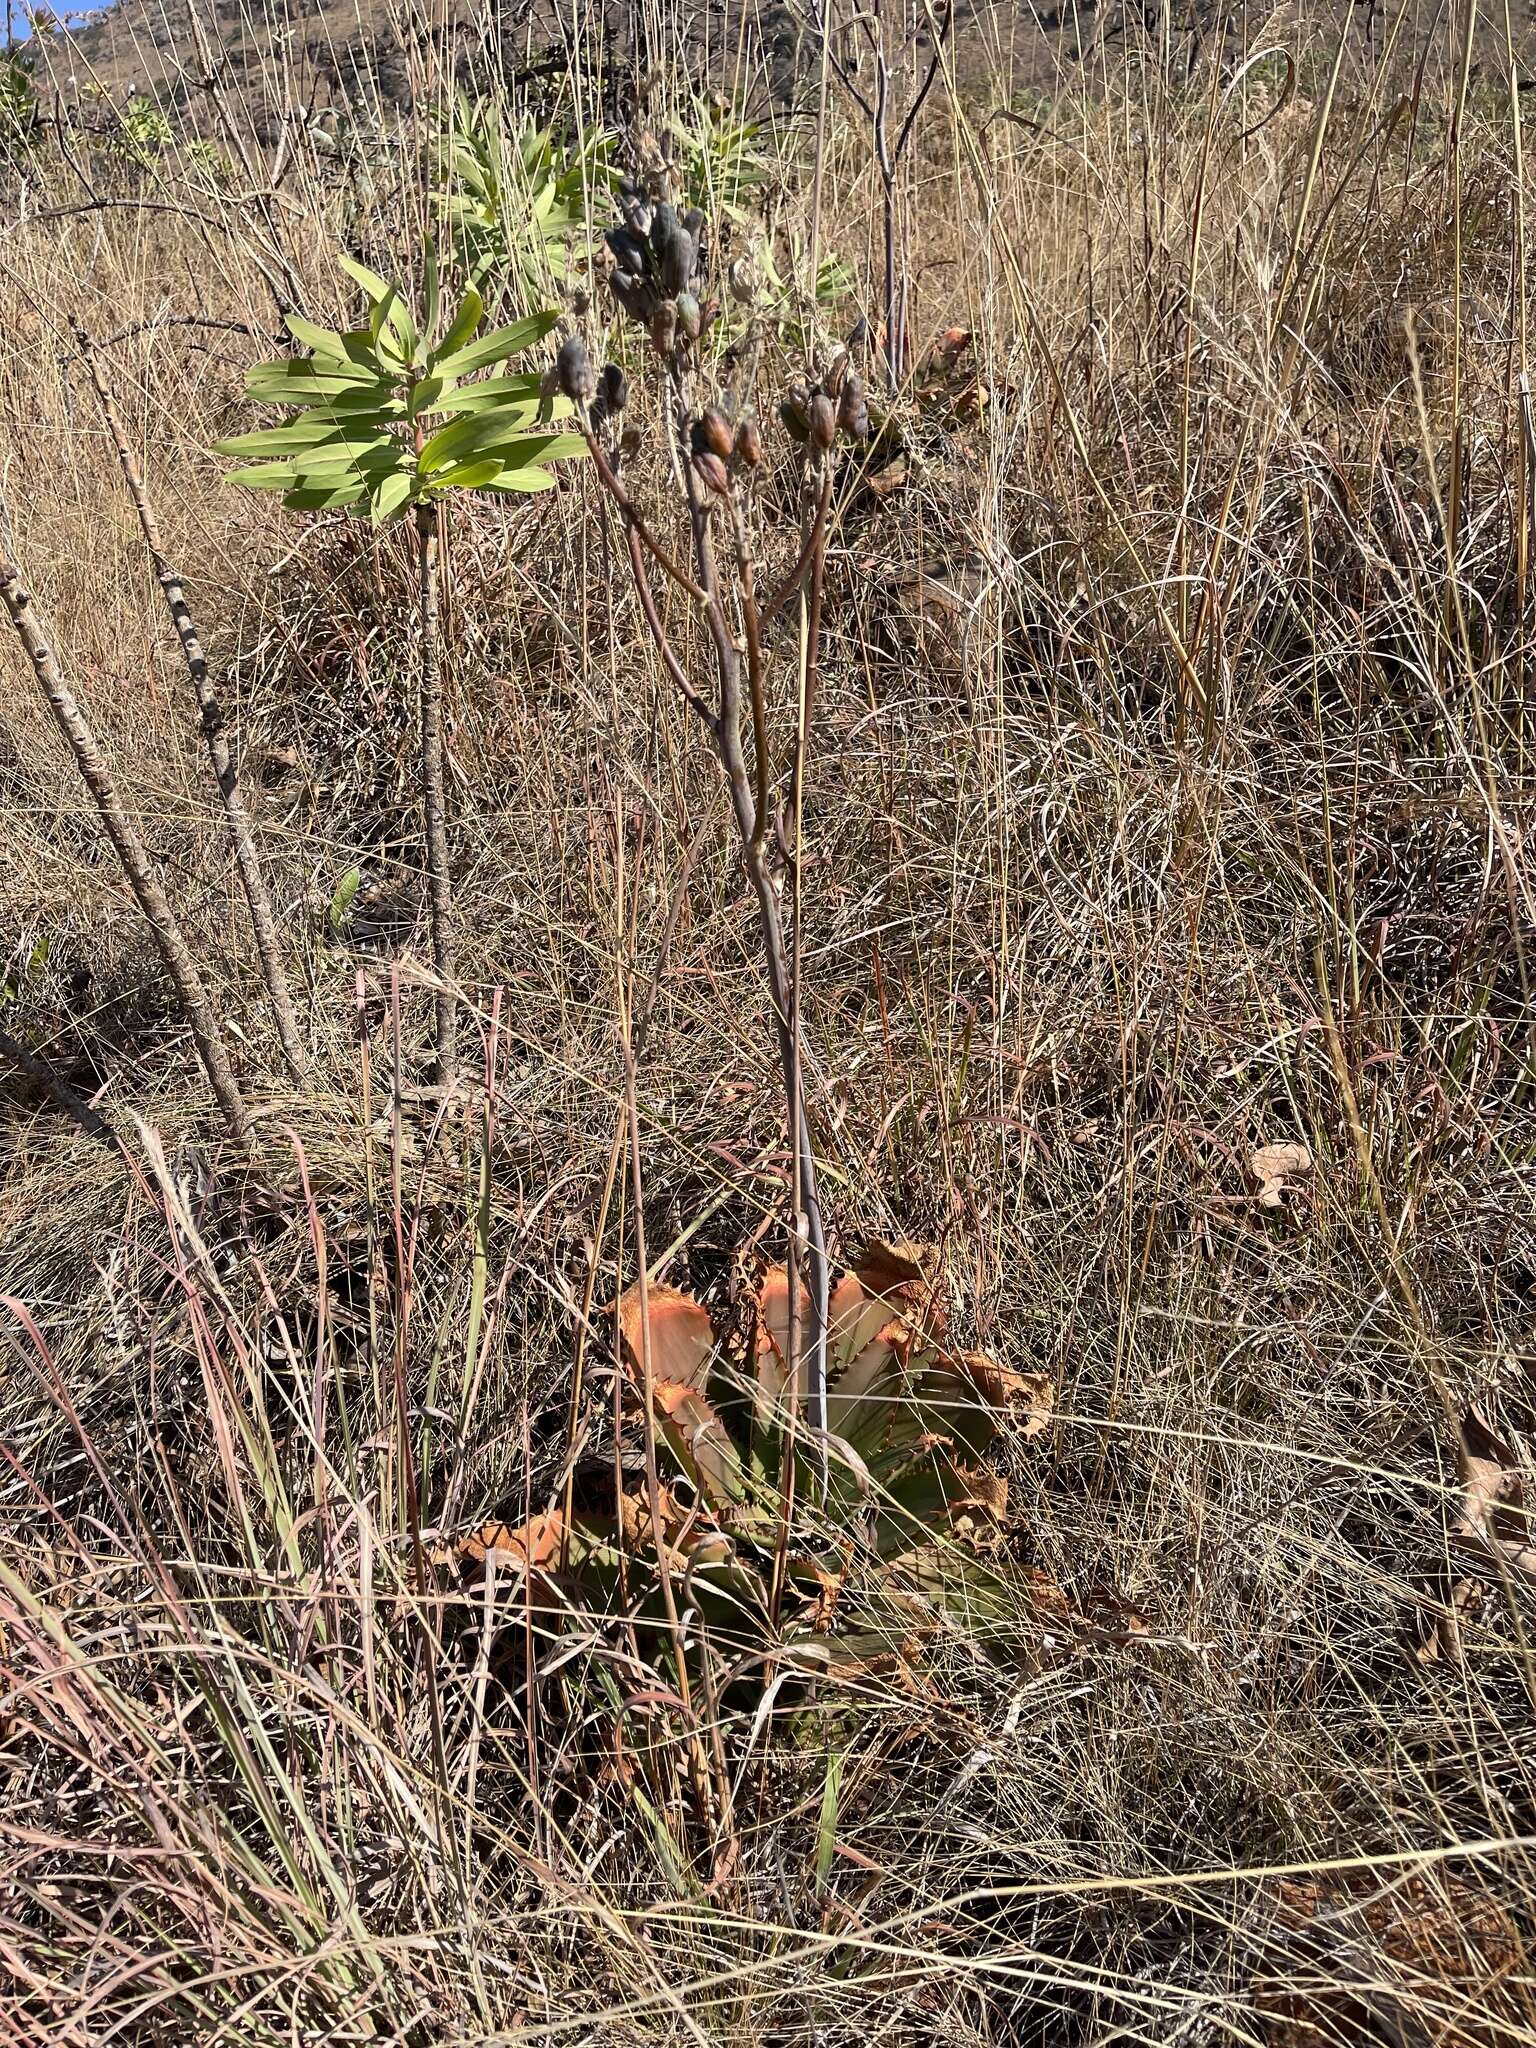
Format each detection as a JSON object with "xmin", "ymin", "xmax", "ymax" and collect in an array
[
  {"xmin": 70, "ymin": 320, "xmax": 308, "ymax": 1077},
  {"xmin": 414, "ymin": 502, "xmax": 458, "ymax": 1088}
]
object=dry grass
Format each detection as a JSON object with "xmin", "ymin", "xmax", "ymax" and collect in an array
[{"xmin": 2, "ymin": 3, "xmax": 1535, "ymax": 2042}]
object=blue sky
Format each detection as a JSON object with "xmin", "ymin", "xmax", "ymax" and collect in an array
[{"xmin": 8, "ymin": 0, "xmax": 118, "ymax": 38}]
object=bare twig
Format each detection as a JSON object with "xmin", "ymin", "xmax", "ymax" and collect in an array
[
  {"xmin": 581, "ymin": 426, "xmax": 708, "ymax": 600},
  {"xmin": 0, "ymin": 1023, "xmax": 115, "ymax": 1145},
  {"xmin": 65, "ymin": 314, "xmax": 260, "ymax": 358},
  {"xmin": 760, "ymin": 473, "xmax": 834, "ymax": 632}
]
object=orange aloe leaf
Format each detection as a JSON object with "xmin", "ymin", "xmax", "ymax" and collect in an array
[
  {"xmin": 615, "ymin": 1282, "xmax": 715, "ymax": 1393},
  {"xmin": 753, "ymin": 1262, "xmax": 803, "ymax": 1417},
  {"xmin": 457, "ymin": 1508, "xmax": 565, "ymax": 1571}
]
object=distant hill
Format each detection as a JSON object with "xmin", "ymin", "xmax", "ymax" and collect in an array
[{"xmin": 22, "ymin": 0, "xmax": 1527, "ymax": 131}]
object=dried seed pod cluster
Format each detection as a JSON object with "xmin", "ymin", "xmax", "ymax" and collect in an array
[
  {"xmin": 605, "ymin": 183, "xmax": 715, "ymax": 356},
  {"xmin": 688, "ymin": 405, "xmax": 764, "ymax": 496},
  {"xmin": 780, "ymin": 360, "xmax": 871, "ymax": 452}
]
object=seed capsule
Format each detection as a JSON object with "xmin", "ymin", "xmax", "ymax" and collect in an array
[
  {"xmin": 779, "ymin": 396, "xmax": 809, "ymax": 444},
  {"xmin": 692, "ymin": 448, "xmax": 731, "ymax": 496},
  {"xmin": 650, "ymin": 300, "xmax": 678, "ymax": 356},
  {"xmin": 600, "ymin": 363, "xmax": 628, "ymax": 414},
  {"xmin": 674, "ymin": 292, "xmax": 703, "ymax": 343},
  {"xmin": 619, "ymin": 178, "xmax": 652, "ymax": 236},
  {"xmin": 733, "ymin": 417, "xmax": 763, "ymax": 468},
  {"xmin": 650, "ymin": 203, "xmax": 690, "ymax": 294},
  {"xmin": 605, "ymin": 226, "xmax": 649, "ymax": 276},
  {"xmin": 727, "ymin": 255, "xmax": 758, "ymax": 305},
  {"xmin": 682, "ymin": 208, "xmax": 707, "ymax": 277},
  {"xmin": 556, "ymin": 334, "xmax": 596, "ymax": 405},
  {"xmin": 808, "ymin": 392, "xmax": 836, "ymax": 451},
  {"xmin": 837, "ymin": 372, "xmax": 869, "ymax": 438},
  {"xmin": 696, "ymin": 406, "xmax": 734, "ymax": 460},
  {"xmin": 609, "ymin": 269, "xmax": 654, "ymax": 324}
]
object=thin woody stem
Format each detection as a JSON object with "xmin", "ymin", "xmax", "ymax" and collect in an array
[
  {"xmin": 760, "ymin": 474, "xmax": 832, "ymax": 632},
  {"xmin": 0, "ymin": 547, "xmax": 257, "ymax": 1162},
  {"xmin": 730, "ymin": 506, "xmax": 772, "ymax": 848},
  {"xmin": 669, "ymin": 376, "xmax": 831, "ymax": 1468},
  {"xmin": 414, "ymin": 503, "xmax": 458, "ymax": 1089},
  {"xmin": 70, "ymin": 319, "xmax": 308, "ymax": 1077},
  {"xmin": 0, "ymin": 1023, "xmax": 114, "ymax": 1145},
  {"xmin": 581, "ymin": 425, "xmax": 707, "ymax": 600},
  {"xmin": 625, "ymin": 523, "xmax": 717, "ymax": 731},
  {"xmin": 587, "ymin": 365, "xmax": 832, "ymax": 1472}
]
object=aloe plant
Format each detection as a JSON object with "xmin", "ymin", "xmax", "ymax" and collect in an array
[
  {"xmin": 218, "ymin": 247, "xmax": 583, "ymax": 1082},
  {"xmin": 457, "ymin": 1242, "xmax": 1052, "ymax": 1680}
]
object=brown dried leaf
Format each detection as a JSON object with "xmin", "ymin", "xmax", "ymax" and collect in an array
[
  {"xmin": 615, "ymin": 1283, "xmax": 715, "ymax": 1392},
  {"xmin": 948, "ymin": 1467, "xmax": 1009, "ymax": 1547},
  {"xmin": 852, "ymin": 1238, "xmax": 946, "ymax": 1338},
  {"xmin": 1080, "ymin": 1587, "xmax": 1152, "ymax": 1641},
  {"xmin": 1264, "ymin": 1871, "xmax": 1526, "ymax": 2045},
  {"xmin": 1251, "ymin": 1139, "xmax": 1312, "ymax": 1208},
  {"xmin": 1414, "ymin": 1575, "xmax": 1485, "ymax": 1664},
  {"xmin": 1456, "ymin": 1407, "xmax": 1534, "ymax": 1571},
  {"xmin": 1025, "ymin": 1567, "xmax": 1073, "ymax": 1623},
  {"xmin": 951, "ymin": 1351, "xmax": 1055, "ymax": 1438}
]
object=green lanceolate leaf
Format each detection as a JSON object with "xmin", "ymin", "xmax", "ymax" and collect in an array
[
  {"xmin": 243, "ymin": 362, "xmax": 392, "ymax": 402},
  {"xmin": 282, "ymin": 311, "xmax": 356, "ymax": 362},
  {"xmin": 480, "ymin": 466, "xmax": 558, "ymax": 493},
  {"xmin": 223, "ymin": 463, "xmax": 308, "ymax": 491},
  {"xmin": 258, "ymin": 433, "xmax": 396, "ymax": 471},
  {"xmin": 432, "ymin": 285, "xmax": 484, "ymax": 368},
  {"xmin": 431, "ymin": 309, "xmax": 557, "ymax": 380},
  {"xmin": 282, "ymin": 479, "xmax": 369, "ymax": 510},
  {"xmin": 420, "ymin": 413, "xmax": 580, "ymax": 473},
  {"xmin": 482, "ymin": 429, "xmax": 586, "ymax": 469},
  {"xmin": 225, "ymin": 252, "xmax": 574, "ymax": 517},
  {"xmin": 416, "ymin": 405, "xmax": 527, "ymax": 471},
  {"xmin": 421, "ymin": 237, "xmax": 440, "ymax": 338},
  {"xmin": 369, "ymin": 471, "xmax": 415, "ymax": 526},
  {"xmin": 420, "ymin": 372, "xmax": 545, "ymax": 419},
  {"xmin": 407, "ymin": 376, "xmax": 450, "ymax": 420},
  {"xmin": 215, "ymin": 420, "xmax": 374, "ymax": 459},
  {"xmin": 369, "ymin": 285, "xmax": 419, "ymax": 369},
  {"xmin": 427, "ymin": 459, "xmax": 503, "ymax": 491},
  {"xmin": 336, "ymin": 252, "xmax": 393, "ymax": 306},
  {"xmin": 328, "ymin": 866, "xmax": 362, "ymax": 930}
]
